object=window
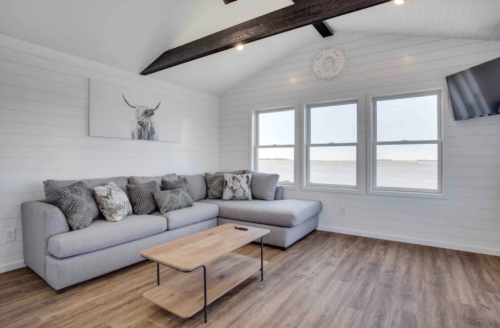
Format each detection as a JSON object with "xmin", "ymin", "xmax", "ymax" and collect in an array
[
  {"xmin": 254, "ymin": 108, "xmax": 295, "ymax": 184},
  {"xmin": 305, "ymin": 101, "xmax": 358, "ymax": 189},
  {"xmin": 370, "ymin": 91, "xmax": 442, "ymax": 194}
]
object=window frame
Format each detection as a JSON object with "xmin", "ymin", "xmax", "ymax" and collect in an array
[
  {"xmin": 302, "ymin": 99, "xmax": 362, "ymax": 193},
  {"xmin": 253, "ymin": 107, "xmax": 296, "ymax": 186},
  {"xmin": 368, "ymin": 89, "xmax": 444, "ymax": 197}
]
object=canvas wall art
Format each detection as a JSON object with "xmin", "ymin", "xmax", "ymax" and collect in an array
[{"xmin": 89, "ymin": 79, "xmax": 182, "ymax": 142}]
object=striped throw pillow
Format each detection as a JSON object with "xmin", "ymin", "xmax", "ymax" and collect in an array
[
  {"xmin": 154, "ymin": 189, "xmax": 193, "ymax": 214},
  {"xmin": 126, "ymin": 181, "xmax": 160, "ymax": 215},
  {"xmin": 161, "ymin": 177, "xmax": 192, "ymax": 199}
]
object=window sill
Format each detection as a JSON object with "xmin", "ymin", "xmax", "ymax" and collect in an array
[
  {"xmin": 367, "ymin": 189, "xmax": 447, "ymax": 200},
  {"xmin": 300, "ymin": 186, "xmax": 362, "ymax": 195},
  {"xmin": 279, "ymin": 184, "xmax": 297, "ymax": 190}
]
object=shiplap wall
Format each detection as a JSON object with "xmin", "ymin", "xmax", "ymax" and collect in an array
[
  {"xmin": 0, "ymin": 34, "xmax": 219, "ymax": 273},
  {"xmin": 219, "ymin": 32, "xmax": 500, "ymax": 255}
]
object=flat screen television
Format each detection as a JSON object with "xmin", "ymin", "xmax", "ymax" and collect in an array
[{"xmin": 446, "ymin": 56, "xmax": 500, "ymax": 121}]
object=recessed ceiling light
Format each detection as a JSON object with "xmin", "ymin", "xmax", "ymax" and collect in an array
[
  {"xmin": 394, "ymin": 0, "xmax": 404, "ymax": 4},
  {"xmin": 236, "ymin": 45, "xmax": 244, "ymax": 51}
]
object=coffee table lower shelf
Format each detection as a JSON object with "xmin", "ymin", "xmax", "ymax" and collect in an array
[{"xmin": 143, "ymin": 253, "xmax": 268, "ymax": 319}]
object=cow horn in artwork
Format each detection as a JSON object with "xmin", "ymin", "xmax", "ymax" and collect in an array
[
  {"xmin": 122, "ymin": 94, "xmax": 136, "ymax": 108},
  {"xmin": 153, "ymin": 101, "xmax": 161, "ymax": 111}
]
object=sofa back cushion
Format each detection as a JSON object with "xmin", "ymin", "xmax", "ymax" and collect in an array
[
  {"xmin": 215, "ymin": 170, "xmax": 246, "ymax": 176},
  {"xmin": 179, "ymin": 175, "xmax": 206, "ymax": 201},
  {"xmin": 245, "ymin": 170, "xmax": 280, "ymax": 201},
  {"xmin": 128, "ymin": 174, "xmax": 178, "ymax": 186},
  {"xmin": 44, "ymin": 176, "xmax": 128, "ymax": 205}
]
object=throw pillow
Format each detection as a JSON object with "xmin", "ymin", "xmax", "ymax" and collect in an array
[
  {"xmin": 126, "ymin": 181, "xmax": 160, "ymax": 215},
  {"xmin": 57, "ymin": 181, "xmax": 100, "ymax": 230},
  {"xmin": 245, "ymin": 170, "xmax": 280, "ymax": 201},
  {"xmin": 93, "ymin": 182, "xmax": 132, "ymax": 222},
  {"xmin": 205, "ymin": 173, "xmax": 224, "ymax": 199},
  {"xmin": 222, "ymin": 173, "xmax": 253, "ymax": 201},
  {"xmin": 154, "ymin": 189, "xmax": 193, "ymax": 214},
  {"xmin": 161, "ymin": 177, "xmax": 192, "ymax": 198}
]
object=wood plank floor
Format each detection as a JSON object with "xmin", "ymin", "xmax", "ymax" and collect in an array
[{"xmin": 2, "ymin": 231, "xmax": 500, "ymax": 328}]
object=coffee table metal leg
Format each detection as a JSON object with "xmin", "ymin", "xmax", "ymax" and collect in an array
[
  {"xmin": 202, "ymin": 265, "xmax": 207, "ymax": 323},
  {"xmin": 261, "ymin": 237, "xmax": 264, "ymax": 281},
  {"xmin": 157, "ymin": 263, "xmax": 160, "ymax": 286}
]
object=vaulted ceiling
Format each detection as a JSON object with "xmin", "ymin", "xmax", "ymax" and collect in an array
[{"xmin": 0, "ymin": 0, "xmax": 499, "ymax": 96}]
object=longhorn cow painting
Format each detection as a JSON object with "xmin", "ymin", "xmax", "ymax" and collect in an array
[{"xmin": 89, "ymin": 79, "xmax": 181, "ymax": 142}]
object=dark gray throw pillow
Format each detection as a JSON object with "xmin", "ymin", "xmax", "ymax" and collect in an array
[
  {"xmin": 154, "ymin": 189, "xmax": 193, "ymax": 214},
  {"xmin": 161, "ymin": 177, "xmax": 192, "ymax": 198},
  {"xmin": 57, "ymin": 181, "xmax": 100, "ymax": 230},
  {"xmin": 205, "ymin": 173, "xmax": 224, "ymax": 199},
  {"xmin": 127, "ymin": 181, "xmax": 160, "ymax": 215},
  {"xmin": 245, "ymin": 170, "xmax": 280, "ymax": 201}
]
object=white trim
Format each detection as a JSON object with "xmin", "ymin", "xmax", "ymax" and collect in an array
[
  {"xmin": 301, "ymin": 98, "xmax": 361, "ymax": 193},
  {"xmin": 301, "ymin": 186, "xmax": 362, "ymax": 194},
  {"xmin": 318, "ymin": 225, "xmax": 500, "ymax": 257},
  {"xmin": 0, "ymin": 261, "xmax": 25, "ymax": 274},
  {"xmin": 367, "ymin": 85, "xmax": 446, "ymax": 198}
]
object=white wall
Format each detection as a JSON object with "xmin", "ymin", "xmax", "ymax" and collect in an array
[
  {"xmin": 219, "ymin": 32, "xmax": 500, "ymax": 256},
  {"xmin": 0, "ymin": 34, "xmax": 219, "ymax": 273}
]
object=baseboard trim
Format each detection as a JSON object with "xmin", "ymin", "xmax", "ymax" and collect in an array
[
  {"xmin": 0, "ymin": 260, "xmax": 26, "ymax": 274},
  {"xmin": 318, "ymin": 225, "xmax": 500, "ymax": 256}
]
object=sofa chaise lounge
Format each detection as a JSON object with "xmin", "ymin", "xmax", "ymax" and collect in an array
[{"xmin": 21, "ymin": 174, "xmax": 322, "ymax": 292}]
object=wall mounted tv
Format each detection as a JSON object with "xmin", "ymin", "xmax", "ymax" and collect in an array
[{"xmin": 446, "ymin": 56, "xmax": 500, "ymax": 121}]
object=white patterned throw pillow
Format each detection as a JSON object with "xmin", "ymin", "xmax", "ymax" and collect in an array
[
  {"xmin": 222, "ymin": 174, "xmax": 252, "ymax": 201},
  {"xmin": 93, "ymin": 182, "xmax": 132, "ymax": 222}
]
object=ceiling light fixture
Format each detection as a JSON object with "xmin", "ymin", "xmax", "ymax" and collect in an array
[
  {"xmin": 236, "ymin": 45, "xmax": 244, "ymax": 51},
  {"xmin": 394, "ymin": 0, "xmax": 404, "ymax": 4}
]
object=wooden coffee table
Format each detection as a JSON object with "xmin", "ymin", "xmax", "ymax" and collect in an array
[{"xmin": 140, "ymin": 224, "xmax": 270, "ymax": 323}]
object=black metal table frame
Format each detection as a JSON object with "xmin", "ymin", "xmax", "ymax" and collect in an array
[{"xmin": 142, "ymin": 236, "xmax": 265, "ymax": 324}]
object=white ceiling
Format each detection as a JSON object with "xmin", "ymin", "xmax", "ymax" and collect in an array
[
  {"xmin": 326, "ymin": 0, "xmax": 500, "ymax": 41},
  {"xmin": 0, "ymin": 0, "xmax": 499, "ymax": 96}
]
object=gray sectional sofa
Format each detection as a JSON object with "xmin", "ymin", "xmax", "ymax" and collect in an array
[{"xmin": 21, "ymin": 174, "xmax": 322, "ymax": 292}]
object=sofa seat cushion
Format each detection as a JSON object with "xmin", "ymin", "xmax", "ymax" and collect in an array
[
  {"xmin": 199, "ymin": 199, "xmax": 322, "ymax": 228},
  {"xmin": 151, "ymin": 202, "xmax": 219, "ymax": 230},
  {"xmin": 48, "ymin": 215, "xmax": 167, "ymax": 259}
]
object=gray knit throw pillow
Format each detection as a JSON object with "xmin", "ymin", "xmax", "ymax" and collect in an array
[
  {"xmin": 154, "ymin": 189, "xmax": 193, "ymax": 214},
  {"xmin": 57, "ymin": 181, "xmax": 100, "ymax": 230},
  {"xmin": 126, "ymin": 181, "xmax": 160, "ymax": 215},
  {"xmin": 205, "ymin": 173, "xmax": 224, "ymax": 199},
  {"xmin": 161, "ymin": 177, "xmax": 192, "ymax": 198}
]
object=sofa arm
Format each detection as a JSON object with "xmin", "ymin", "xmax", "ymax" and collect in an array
[
  {"xmin": 21, "ymin": 201, "xmax": 70, "ymax": 279},
  {"xmin": 274, "ymin": 186, "xmax": 285, "ymax": 200}
]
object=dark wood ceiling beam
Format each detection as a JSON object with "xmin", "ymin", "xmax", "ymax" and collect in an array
[
  {"xmin": 141, "ymin": 0, "xmax": 392, "ymax": 75},
  {"xmin": 292, "ymin": 0, "xmax": 333, "ymax": 38}
]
